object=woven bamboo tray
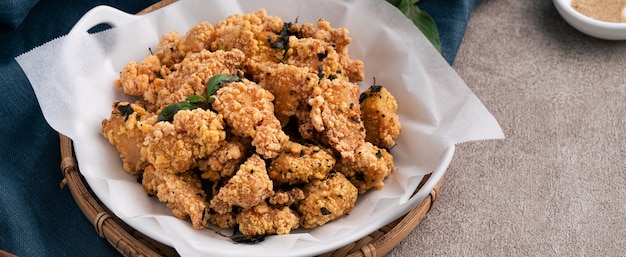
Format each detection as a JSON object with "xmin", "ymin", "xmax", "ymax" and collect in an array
[{"xmin": 58, "ymin": 1, "xmax": 445, "ymax": 256}]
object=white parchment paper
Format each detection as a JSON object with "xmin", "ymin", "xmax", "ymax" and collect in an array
[{"xmin": 16, "ymin": 0, "xmax": 504, "ymax": 256}]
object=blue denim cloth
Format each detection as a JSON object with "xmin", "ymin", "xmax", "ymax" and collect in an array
[{"xmin": 0, "ymin": 0, "xmax": 477, "ymax": 256}]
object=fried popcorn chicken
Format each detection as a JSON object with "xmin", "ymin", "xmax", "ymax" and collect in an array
[
  {"xmin": 117, "ymin": 49, "xmax": 246, "ymax": 112},
  {"xmin": 245, "ymin": 61, "xmax": 318, "ymax": 125},
  {"xmin": 301, "ymin": 77, "xmax": 366, "ymax": 159},
  {"xmin": 211, "ymin": 9, "xmax": 284, "ymax": 63},
  {"xmin": 298, "ymin": 172, "xmax": 358, "ymax": 229},
  {"xmin": 268, "ymin": 141, "xmax": 335, "ymax": 186},
  {"xmin": 210, "ymin": 154, "xmax": 274, "ymax": 214},
  {"xmin": 142, "ymin": 109, "xmax": 226, "ymax": 174},
  {"xmin": 198, "ymin": 138, "xmax": 251, "ymax": 181},
  {"xmin": 104, "ymin": 9, "xmax": 403, "ymax": 238},
  {"xmin": 236, "ymin": 202, "xmax": 300, "ymax": 236},
  {"xmin": 359, "ymin": 85, "xmax": 401, "ymax": 148},
  {"xmin": 268, "ymin": 187, "xmax": 305, "ymax": 207},
  {"xmin": 335, "ymin": 142, "xmax": 394, "ymax": 194},
  {"xmin": 142, "ymin": 165, "xmax": 210, "ymax": 229},
  {"xmin": 211, "ymin": 79, "xmax": 289, "ymax": 159},
  {"xmin": 289, "ymin": 19, "xmax": 364, "ymax": 82},
  {"xmin": 155, "ymin": 21, "xmax": 215, "ymax": 67},
  {"xmin": 101, "ymin": 101, "xmax": 156, "ymax": 174}
]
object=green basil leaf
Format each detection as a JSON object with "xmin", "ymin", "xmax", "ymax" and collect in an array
[
  {"xmin": 157, "ymin": 102, "xmax": 198, "ymax": 122},
  {"xmin": 387, "ymin": 0, "xmax": 442, "ymax": 54},
  {"xmin": 206, "ymin": 74, "xmax": 241, "ymax": 97},
  {"xmin": 186, "ymin": 94, "xmax": 207, "ymax": 105}
]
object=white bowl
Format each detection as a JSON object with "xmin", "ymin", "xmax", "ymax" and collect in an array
[{"xmin": 553, "ymin": 0, "xmax": 626, "ymax": 40}]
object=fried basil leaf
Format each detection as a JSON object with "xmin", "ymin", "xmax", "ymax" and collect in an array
[{"xmin": 157, "ymin": 102, "xmax": 197, "ymax": 122}]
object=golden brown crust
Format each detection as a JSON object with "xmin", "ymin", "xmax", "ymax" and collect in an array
[
  {"xmin": 268, "ymin": 141, "xmax": 335, "ymax": 186},
  {"xmin": 142, "ymin": 109, "xmax": 225, "ymax": 174},
  {"xmin": 211, "ymin": 79, "xmax": 289, "ymax": 159},
  {"xmin": 335, "ymin": 142, "xmax": 394, "ymax": 194},
  {"xmin": 360, "ymin": 85, "xmax": 401, "ymax": 148},
  {"xmin": 236, "ymin": 202, "xmax": 300, "ymax": 236},
  {"xmin": 209, "ymin": 154, "xmax": 274, "ymax": 214},
  {"xmin": 298, "ymin": 172, "xmax": 358, "ymax": 229},
  {"xmin": 142, "ymin": 165, "xmax": 210, "ymax": 229}
]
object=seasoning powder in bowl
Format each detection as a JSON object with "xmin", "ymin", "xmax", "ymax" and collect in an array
[{"xmin": 571, "ymin": 0, "xmax": 626, "ymax": 23}]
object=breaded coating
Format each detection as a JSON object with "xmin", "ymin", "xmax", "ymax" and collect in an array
[
  {"xmin": 289, "ymin": 19, "xmax": 364, "ymax": 82},
  {"xmin": 211, "ymin": 79, "xmax": 289, "ymax": 159},
  {"xmin": 268, "ymin": 187, "xmax": 305, "ymax": 207},
  {"xmin": 142, "ymin": 109, "xmax": 226, "ymax": 174},
  {"xmin": 142, "ymin": 165, "xmax": 210, "ymax": 229},
  {"xmin": 210, "ymin": 212, "xmax": 237, "ymax": 229},
  {"xmin": 155, "ymin": 22, "xmax": 215, "ymax": 67},
  {"xmin": 211, "ymin": 9, "xmax": 284, "ymax": 63},
  {"xmin": 198, "ymin": 139, "xmax": 250, "ymax": 181},
  {"xmin": 245, "ymin": 60, "xmax": 318, "ymax": 125},
  {"xmin": 268, "ymin": 141, "xmax": 335, "ymax": 185},
  {"xmin": 335, "ymin": 142, "xmax": 394, "ymax": 194},
  {"xmin": 210, "ymin": 154, "xmax": 274, "ymax": 214},
  {"xmin": 359, "ymin": 85, "xmax": 401, "ymax": 148},
  {"xmin": 117, "ymin": 49, "xmax": 246, "ymax": 111},
  {"xmin": 303, "ymin": 77, "xmax": 365, "ymax": 158},
  {"xmin": 236, "ymin": 202, "xmax": 300, "ymax": 236},
  {"xmin": 101, "ymin": 101, "xmax": 156, "ymax": 174},
  {"xmin": 298, "ymin": 172, "xmax": 358, "ymax": 229}
]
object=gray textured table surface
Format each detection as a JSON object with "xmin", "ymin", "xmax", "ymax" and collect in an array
[{"xmin": 388, "ymin": 0, "xmax": 626, "ymax": 256}]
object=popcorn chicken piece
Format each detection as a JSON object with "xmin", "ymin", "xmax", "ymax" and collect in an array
[
  {"xmin": 211, "ymin": 79, "xmax": 289, "ymax": 159},
  {"xmin": 236, "ymin": 202, "xmax": 300, "ymax": 236},
  {"xmin": 335, "ymin": 142, "xmax": 394, "ymax": 194},
  {"xmin": 245, "ymin": 61, "xmax": 318, "ymax": 125},
  {"xmin": 101, "ymin": 101, "xmax": 156, "ymax": 174},
  {"xmin": 298, "ymin": 172, "xmax": 358, "ymax": 229},
  {"xmin": 142, "ymin": 109, "xmax": 226, "ymax": 174},
  {"xmin": 289, "ymin": 19, "xmax": 364, "ymax": 82},
  {"xmin": 268, "ymin": 187, "xmax": 305, "ymax": 207},
  {"xmin": 198, "ymin": 138, "xmax": 251, "ymax": 181},
  {"xmin": 154, "ymin": 21, "xmax": 215, "ymax": 67},
  {"xmin": 359, "ymin": 85, "xmax": 401, "ymax": 148},
  {"xmin": 211, "ymin": 9, "xmax": 284, "ymax": 63},
  {"xmin": 302, "ymin": 77, "xmax": 365, "ymax": 159},
  {"xmin": 142, "ymin": 165, "xmax": 210, "ymax": 229},
  {"xmin": 210, "ymin": 154, "xmax": 274, "ymax": 214},
  {"xmin": 268, "ymin": 141, "xmax": 335, "ymax": 186}
]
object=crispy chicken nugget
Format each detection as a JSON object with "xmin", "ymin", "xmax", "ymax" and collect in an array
[
  {"xmin": 245, "ymin": 60, "xmax": 318, "ymax": 125},
  {"xmin": 154, "ymin": 21, "xmax": 215, "ymax": 67},
  {"xmin": 335, "ymin": 142, "xmax": 394, "ymax": 194},
  {"xmin": 298, "ymin": 172, "xmax": 358, "ymax": 229},
  {"xmin": 236, "ymin": 202, "xmax": 300, "ymax": 236},
  {"xmin": 289, "ymin": 19, "xmax": 364, "ymax": 82},
  {"xmin": 211, "ymin": 9, "xmax": 284, "ymax": 63},
  {"xmin": 268, "ymin": 187, "xmax": 305, "ymax": 207},
  {"xmin": 359, "ymin": 85, "xmax": 401, "ymax": 148},
  {"xmin": 210, "ymin": 154, "xmax": 274, "ymax": 214},
  {"xmin": 304, "ymin": 77, "xmax": 365, "ymax": 158},
  {"xmin": 198, "ymin": 138, "xmax": 251, "ymax": 181},
  {"xmin": 142, "ymin": 109, "xmax": 226, "ymax": 174},
  {"xmin": 142, "ymin": 165, "xmax": 210, "ymax": 229},
  {"xmin": 101, "ymin": 101, "xmax": 156, "ymax": 174},
  {"xmin": 117, "ymin": 49, "xmax": 246, "ymax": 112},
  {"xmin": 268, "ymin": 141, "xmax": 335, "ymax": 186},
  {"xmin": 211, "ymin": 79, "xmax": 289, "ymax": 159}
]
